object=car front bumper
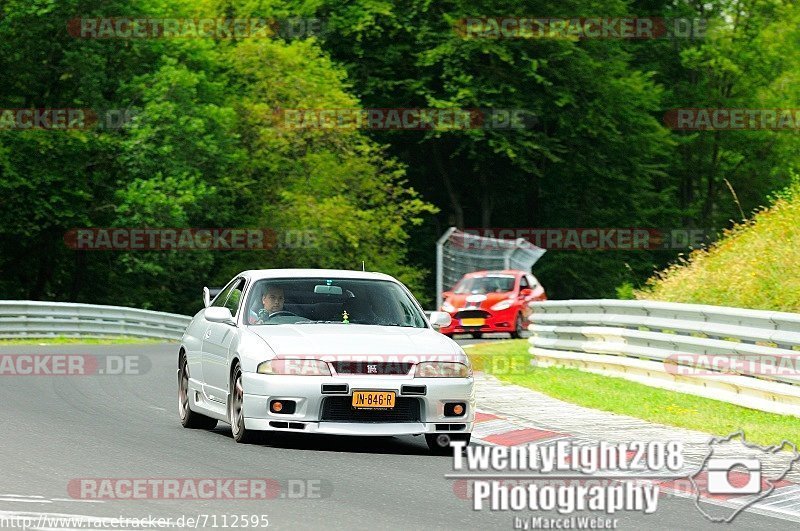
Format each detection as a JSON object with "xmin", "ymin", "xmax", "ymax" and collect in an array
[
  {"xmin": 439, "ymin": 307, "xmax": 518, "ymax": 334},
  {"xmin": 241, "ymin": 372, "xmax": 474, "ymax": 436}
]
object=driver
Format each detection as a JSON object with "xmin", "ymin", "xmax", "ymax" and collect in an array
[{"xmin": 254, "ymin": 285, "xmax": 286, "ymax": 323}]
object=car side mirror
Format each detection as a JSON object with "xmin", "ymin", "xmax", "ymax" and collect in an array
[
  {"xmin": 203, "ymin": 287, "xmax": 211, "ymax": 308},
  {"xmin": 429, "ymin": 311, "xmax": 452, "ymax": 328},
  {"xmin": 442, "ymin": 291, "xmax": 453, "ymax": 299},
  {"xmin": 206, "ymin": 306, "xmax": 234, "ymax": 324},
  {"xmin": 519, "ymin": 288, "xmax": 533, "ymax": 297}
]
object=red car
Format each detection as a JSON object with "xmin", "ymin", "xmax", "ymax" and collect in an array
[{"xmin": 438, "ymin": 270, "xmax": 546, "ymax": 338}]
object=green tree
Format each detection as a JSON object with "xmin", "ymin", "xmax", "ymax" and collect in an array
[{"xmin": 0, "ymin": 0, "xmax": 435, "ymax": 312}]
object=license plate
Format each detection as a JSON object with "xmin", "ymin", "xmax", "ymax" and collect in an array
[
  {"xmin": 460, "ymin": 318, "xmax": 485, "ymax": 326},
  {"xmin": 352, "ymin": 391, "xmax": 396, "ymax": 409}
]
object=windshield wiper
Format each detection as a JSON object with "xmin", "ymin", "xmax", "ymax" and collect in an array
[
  {"xmin": 292, "ymin": 320, "xmax": 345, "ymax": 324},
  {"xmin": 290, "ymin": 320, "xmax": 419, "ymax": 327}
]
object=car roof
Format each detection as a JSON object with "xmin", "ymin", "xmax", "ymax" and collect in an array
[{"xmin": 236, "ymin": 268, "xmax": 399, "ymax": 282}]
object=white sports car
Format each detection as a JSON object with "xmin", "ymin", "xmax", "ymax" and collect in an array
[{"xmin": 178, "ymin": 269, "xmax": 474, "ymax": 453}]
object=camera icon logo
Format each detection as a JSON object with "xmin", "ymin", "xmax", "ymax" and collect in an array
[
  {"xmin": 706, "ymin": 458, "xmax": 762, "ymax": 494},
  {"xmin": 689, "ymin": 431, "xmax": 800, "ymax": 523}
]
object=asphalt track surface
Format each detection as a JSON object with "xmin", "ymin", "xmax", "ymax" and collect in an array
[{"xmin": 0, "ymin": 343, "xmax": 785, "ymax": 530}]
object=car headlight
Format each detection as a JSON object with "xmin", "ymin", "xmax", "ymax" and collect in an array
[
  {"xmin": 415, "ymin": 361, "xmax": 471, "ymax": 378},
  {"xmin": 441, "ymin": 301, "xmax": 456, "ymax": 313},
  {"xmin": 491, "ymin": 299, "xmax": 514, "ymax": 311},
  {"xmin": 257, "ymin": 359, "xmax": 331, "ymax": 376}
]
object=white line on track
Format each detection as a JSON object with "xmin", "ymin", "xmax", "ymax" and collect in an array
[
  {"xmin": 49, "ymin": 498, "xmax": 104, "ymax": 504},
  {"xmin": 0, "ymin": 498, "xmax": 52, "ymax": 503}
]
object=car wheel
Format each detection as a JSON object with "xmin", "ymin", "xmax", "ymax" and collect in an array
[
  {"xmin": 178, "ymin": 353, "xmax": 217, "ymax": 430},
  {"xmin": 426, "ymin": 433, "xmax": 471, "ymax": 455},
  {"xmin": 470, "ymin": 332, "xmax": 483, "ymax": 339},
  {"xmin": 510, "ymin": 313, "xmax": 525, "ymax": 339},
  {"xmin": 229, "ymin": 363, "xmax": 260, "ymax": 444}
]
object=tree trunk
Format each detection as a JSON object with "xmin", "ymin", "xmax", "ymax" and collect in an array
[
  {"xmin": 478, "ymin": 173, "xmax": 493, "ymax": 227},
  {"xmin": 30, "ymin": 234, "xmax": 56, "ymax": 299},
  {"xmin": 69, "ymin": 251, "xmax": 86, "ymax": 301},
  {"xmin": 701, "ymin": 130, "xmax": 722, "ymax": 224},
  {"xmin": 432, "ymin": 143, "xmax": 464, "ymax": 228}
]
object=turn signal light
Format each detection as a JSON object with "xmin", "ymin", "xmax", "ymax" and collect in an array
[
  {"xmin": 444, "ymin": 402, "xmax": 467, "ymax": 417},
  {"xmin": 269, "ymin": 400, "xmax": 296, "ymax": 414}
]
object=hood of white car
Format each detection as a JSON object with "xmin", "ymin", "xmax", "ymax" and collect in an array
[{"xmin": 248, "ymin": 324, "xmax": 461, "ymax": 359}]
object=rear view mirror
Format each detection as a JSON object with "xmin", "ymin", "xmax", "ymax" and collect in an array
[
  {"xmin": 206, "ymin": 306, "xmax": 234, "ymax": 324},
  {"xmin": 203, "ymin": 287, "xmax": 211, "ymax": 308},
  {"xmin": 428, "ymin": 311, "xmax": 452, "ymax": 328},
  {"xmin": 314, "ymin": 285, "xmax": 343, "ymax": 295}
]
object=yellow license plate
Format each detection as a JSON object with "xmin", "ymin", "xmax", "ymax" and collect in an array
[
  {"xmin": 352, "ymin": 391, "xmax": 396, "ymax": 409},
  {"xmin": 461, "ymin": 318, "xmax": 485, "ymax": 326}
]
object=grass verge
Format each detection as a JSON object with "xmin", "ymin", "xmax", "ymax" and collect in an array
[
  {"xmin": 636, "ymin": 177, "xmax": 800, "ymax": 311},
  {"xmin": 467, "ymin": 339, "xmax": 800, "ymax": 446}
]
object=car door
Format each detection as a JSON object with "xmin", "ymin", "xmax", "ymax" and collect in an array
[
  {"xmin": 517, "ymin": 275, "xmax": 534, "ymax": 321},
  {"xmin": 192, "ymin": 281, "xmax": 237, "ymax": 390},
  {"xmin": 201, "ymin": 278, "xmax": 245, "ymax": 403}
]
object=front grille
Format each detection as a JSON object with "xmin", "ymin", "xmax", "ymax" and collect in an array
[
  {"xmin": 320, "ymin": 397, "xmax": 420, "ymax": 423},
  {"xmin": 455, "ymin": 310, "xmax": 490, "ymax": 319},
  {"xmin": 332, "ymin": 361, "xmax": 413, "ymax": 375}
]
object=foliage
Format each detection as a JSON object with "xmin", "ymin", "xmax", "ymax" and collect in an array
[
  {"xmin": 1, "ymin": 0, "xmax": 799, "ymax": 311},
  {"xmin": 0, "ymin": 0, "xmax": 433, "ymax": 313},
  {"xmin": 638, "ymin": 175, "xmax": 800, "ymax": 311}
]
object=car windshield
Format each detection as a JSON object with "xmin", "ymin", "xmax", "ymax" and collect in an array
[
  {"xmin": 245, "ymin": 277, "xmax": 427, "ymax": 328},
  {"xmin": 453, "ymin": 275, "xmax": 515, "ymax": 294}
]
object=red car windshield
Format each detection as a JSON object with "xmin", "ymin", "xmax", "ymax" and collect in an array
[{"xmin": 453, "ymin": 276, "xmax": 515, "ymax": 294}]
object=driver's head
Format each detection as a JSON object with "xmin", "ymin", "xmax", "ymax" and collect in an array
[{"xmin": 262, "ymin": 285, "xmax": 285, "ymax": 313}]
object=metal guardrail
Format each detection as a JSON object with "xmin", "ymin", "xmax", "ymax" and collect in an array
[
  {"xmin": 0, "ymin": 301, "xmax": 191, "ymax": 340},
  {"xmin": 528, "ymin": 299, "xmax": 800, "ymax": 415},
  {"xmin": 0, "ymin": 302, "xmax": 435, "ymax": 341}
]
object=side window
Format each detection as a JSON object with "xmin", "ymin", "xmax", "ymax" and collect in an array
[
  {"xmin": 211, "ymin": 280, "xmax": 237, "ymax": 308},
  {"xmin": 224, "ymin": 279, "xmax": 246, "ymax": 316},
  {"xmin": 519, "ymin": 276, "xmax": 530, "ymax": 290}
]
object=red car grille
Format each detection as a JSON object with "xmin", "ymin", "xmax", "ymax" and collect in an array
[{"xmin": 454, "ymin": 310, "xmax": 490, "ymax": 319}]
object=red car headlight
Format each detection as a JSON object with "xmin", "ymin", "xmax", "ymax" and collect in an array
[{"xmin": 490, "ymin": 299, "xmax": 514, "ymax": 311}]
